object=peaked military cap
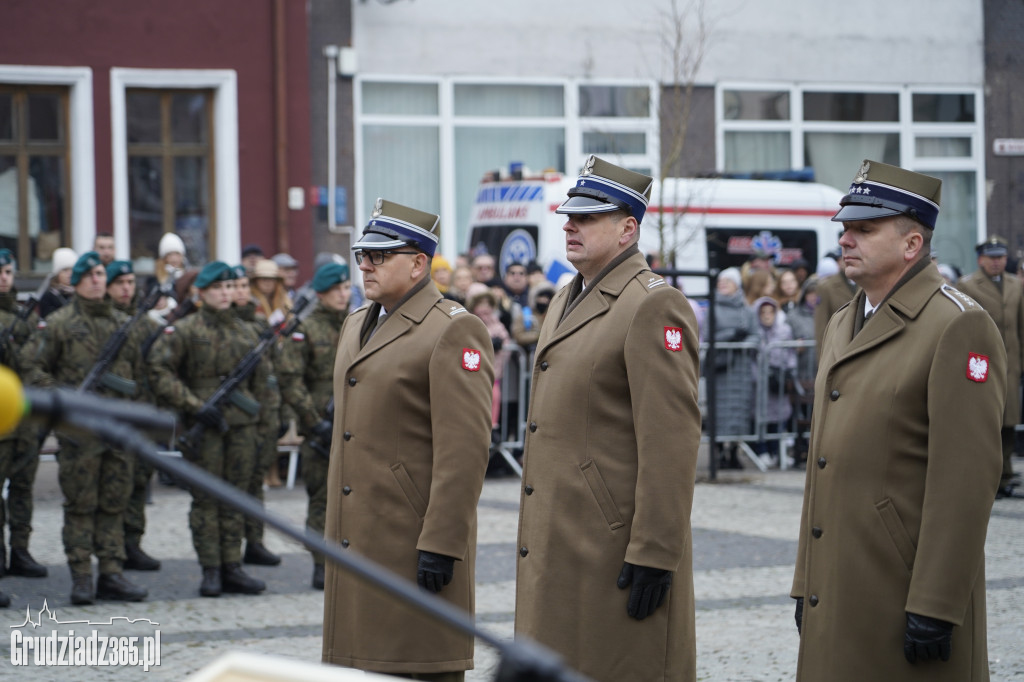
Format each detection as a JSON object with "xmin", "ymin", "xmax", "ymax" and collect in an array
[
  {"xmin": 312, "ymin": 262, "xmax": 350, "ymax": 292},
  {"xmin": 195, "ymin": 261, "xmax": 236, "ymax": 289},
  {"xmin": 977, "ymin": 236, "xmax": 1008, "ymax": 257},
  {"xmin": 70, "ymin": 251, "xmax": 104, "ymax": 285},
  {"xmin": 353, "ymin": 198, "xmax": 440, "ymax": 257},
  {"xmin": 556, "ymin": 155, "xmax": 654, "ymax": 223},
  {"xmin": 831, "ymin": 159, "xmax": 942, "ymax": 230},
  {"xmin": 0, "ymin": 248, "xmax": 13, "ymax": 267},
  {"xmin": 106, "ymin": 260, "xmax": 134, "ymax": 284}
]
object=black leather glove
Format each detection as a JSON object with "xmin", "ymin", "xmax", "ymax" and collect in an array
[
  {"xmin": 417, "ymin": 550, "xmax": 455, "ymax": 593},
  {"xmin": 310, "ymin": 419, "xmax": 333, "ymax": 443},
  {"xmin": 195, "ymin": 404, "xmax": 228, "ymax": 432},
  {"xmin": 904, "ymin": 612, "xmax": 953, "ymax": 663},
  {"xmin": 794, "ymin": 597, "xmax": 803, "ymax": 635},
  {"xmin": 616, "ymin": 562, "xmax": 672, "ymax": 620}
]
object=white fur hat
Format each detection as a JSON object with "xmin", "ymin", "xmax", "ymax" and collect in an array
[
  {"xmin": 718, "ymin": 267, "xmax": 742, "ymax": 289},
  {"xmin": 51, "ymin": 247, "xmax": 78, "ymax": 273},
  {"xmin": 159, "ymin": 232, "xmax": 186, "ymax": 258}
]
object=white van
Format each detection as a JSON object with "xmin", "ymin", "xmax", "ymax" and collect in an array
[{"xmin": 467, "ymin": 170, "xmax": 845, "ymax": 296}]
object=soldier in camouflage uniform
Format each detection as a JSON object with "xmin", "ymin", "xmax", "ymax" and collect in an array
[
  {"xmin": 106, "ymin": 260, "xmax": 163, "ymax": 572},
  {"xmin": 148, "ymin": 261, "xmax": 266, "ymax": 597},
  {"xmin": 20, "ymin": 251, "xmax": 147, "ymax": 605},
  {"xmin": 278, "ymin": 262, "xmax": 350, "ymax": 589},
  {"xmin": 230, "ymin": 265, "xmax": 282, "ymax": 567}
]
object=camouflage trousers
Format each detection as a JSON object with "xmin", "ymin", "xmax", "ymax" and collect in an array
[
  {"xmin": 56, "ymin": 438, "xmax": 133, "ymax": 575},
  {"xmin": 302, "ymin": 441, "xmax": 329, "ymax": 565},
  {"xmin": 244, "ymin": 419, "xmax": 280, "ymax": 544},
  {"xmin": 124, "ymin": 453, "xmax": 154, "ymax": 547},
  {"xmin": 0, "ymin": 424, "xmax": 41, "ymax": 550},
  {"xmin": 189, "ymin": 425, "xmax": 256, "ymax": 568}
]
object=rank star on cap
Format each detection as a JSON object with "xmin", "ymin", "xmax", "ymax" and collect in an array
[
  {"xmin": 967, "ymin": 352, "xmax": 989, "ymax": 382},
  {"xmin": 462, "ymin": 348, "xmax": 482, "ymax": 371},
  {"xmin": 664, "ymin": 327, "xmax": 683, "ymax": 352}
]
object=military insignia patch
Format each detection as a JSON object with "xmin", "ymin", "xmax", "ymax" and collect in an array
[
  {"xmin": 291, "ymin": 332, "xmax": 305, "ymax": 342},
  {"xmin": 36, "ymin": 320, "xmax": 46, "ymax": 329},
  {"xmin": 163, "ymin": 326, "xmax": 175, "ymax": 334},
  {"xmin": 462, "ymin": 348, "xmax": 482, "ymax": 371},
  {"xmin": 967, "ymin": 352, "xmax": 989, "ymax": 382},
  {"xmin": 664, "ymin": 326, "xmax": 683, "ymax": 352}
]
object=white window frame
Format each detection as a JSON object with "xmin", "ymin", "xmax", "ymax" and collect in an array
[
  {"xmin": 0, "ymin": 65, "xmax": 95, "ymax": 254},
  {"xmin": 110, "ymin": 68, "xmax": 240, "ymax": 263}
]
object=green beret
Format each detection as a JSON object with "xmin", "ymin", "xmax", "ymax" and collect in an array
[
  {"xmin": 312, "ymin": 262, "xmax": 350, "ymax": 292},
  {"xmin": 231, "ymin": 264, "xmax": 248, "ymax": 280},
  {"xmin": 0, "ymin": 248, "xmax": 13, "ymax": 267},
  {"xmin": 195, "ymin": 261, "xmax": 236, "ymax": 289},
  {"xmin": 70, "ymin": 251, "xmax": 104, "ymax": 285},
  {"xmin": 106, "ymin": 260, "xmax": 134, "ymax": 284}
]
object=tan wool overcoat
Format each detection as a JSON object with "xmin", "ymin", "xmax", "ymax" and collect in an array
[
  {"xmin": 321, "ymin": 280, "xmax": 494, "ymax": 675},
  {"xmin": 792, "ymin": 263, "xmax": 1005, "ymax": 682},
  {"xmin": 957, "ymin": 270, "xmax": 1024, "ymax": 425},
  {"xmin": 515, "ymin": 249, "xmax": 702, "ymax": 682}
]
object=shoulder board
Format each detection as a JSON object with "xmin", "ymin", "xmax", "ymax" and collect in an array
[
  {"xmin": 637, "ymin": 272, "xmax": 668, "ymax": 291},
  {"xmin": 940, "ymin": 284, "xmax": 979, "ymax": 312},
  {"xmin": 437, "ymin": 300, "xmax": 467, "ymax": 317}
]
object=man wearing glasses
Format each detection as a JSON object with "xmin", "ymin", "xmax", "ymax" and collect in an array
[{"xmin": 321, "ymin": 198, "xmax": 494, "ymax": 682}]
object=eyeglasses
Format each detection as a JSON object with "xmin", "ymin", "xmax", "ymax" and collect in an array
[{"xmin": 354, "ymin": 250, "xmax": 419, "ymax": 266}]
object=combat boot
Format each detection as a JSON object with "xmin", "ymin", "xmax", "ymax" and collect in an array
[
  {"xmin": 8, "ymin": 547, "xmax": 48, "ymax": 578},
  {"xmin": 124, "ymin": 543, "xmax": 161, "ymax": 571},
  {"xmin": 221, "ymin": 562, "xmax": 266, "ymax": 594},
  {"xmin": 70, "ymin": 571, "xmax": 95, "ymax": 605},
  {"xmin": 243, "ymin": 541, "xmax": 281, "ymax": 566},
  {"xmin": 312, "ymin": 564, "xmax": 324, "ymax": 590},
  {"xmin": 96, "ymin": 572, "xmax": 148, "ymax": 602},
  {"xmin": 200, "ymin": 567, "xmax": 222, "ymax": 597}
]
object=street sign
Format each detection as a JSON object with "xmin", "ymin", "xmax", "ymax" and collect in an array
[{"xmin": 994, "ymin": 139, "xmax": 1024, "ymax": 156}]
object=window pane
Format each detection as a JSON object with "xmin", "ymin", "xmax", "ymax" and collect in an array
[
  {"xmin": 27, "ymin": 93, "xmax": 61, "ymax": 142},
  {"xmin": 723, "ymin": 131, "xmax": 790, "ymax": 172},
  {"xmin": 913, "ymin": 93, "xmax": 975, "ymax": 123},
  {"xmin": 0, "ymin": 95, "xmax": 12, "ymax": 140},
  {"xmin": 174, "ymin": 156, "xmax": 210, "ymax": 265},
  {"xmin": 171, "ymin": 93, "xmax": 208, "ymax": 144},
  {"xmin": 583, "ymin": 131, "xmax": 646, "ymax": 155},
  {"xmin": 362, "ymin": 125, "xmax": 440, "ymax": 225},
  {"xmin": 804, "ymin": 132, "xmax": 899, "ymax": 192},
  {"xmin": 28, "ymin": 155, "xmax": 66, "ymax": 270},
  {"xmin": 362, "ymin": 82, "xmax": 439, "ymax": 116},
  {"xmin": 803, "ymin": 92, "xmax": 899, "ymax": 122},
  {"xmin": 127, "ymin": 92, "xmax": 161, "ymax": 143},
  {"xmin": 723, "ymin": 90, "xmax": 789, "ymax": 120},
  {"xmin": 579, "ymin": 85, "xmax": 650, "ymax": 117},
  {"xmin": 915, "ymin": 137, "xmax": 971, "ymax": 158},
  {"xmin": 128, "ymin": 156, "xmax": 164, "ymax": 263},
  {"xmin": 455, "ymin": 126, "xmax": 564, "ymax": 252},
  {"xmin": 0, "ymin": 156, "xmax": 18, "ymax": 255},
  {"xmin": 454, "ymin": 84, "xmax": 563, "ymax": 117},
  {"xmin": 928, "ymin": 171, "xmax": 976, "ymax": 273}
]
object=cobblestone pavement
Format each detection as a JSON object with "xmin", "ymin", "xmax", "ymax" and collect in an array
[{"xmin": 0, "ymin": 457, "xmax": 1022, "ymax": 680}]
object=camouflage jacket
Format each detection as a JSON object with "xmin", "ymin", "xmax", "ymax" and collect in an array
[
  {"xmin": 112, "ymin": 296, "xmax": 162, "ymax": 404},
  {"xmin": 233, "ymin": 301, "xmax": 281, "ymax": 432},
  {"xmin": 148, "ymin": 305, "xmax": 268, "ymax": 427},
  {"xmin": 0, "ymin": 290, "xmax": 39, "ymax": 374},
  {"xmin": 20, "ymin": 294, "xmax": 138, "ymax": 398},
  {"xmin": 277, "ymin": 302, "xmax": 345, "ymax": 433}
]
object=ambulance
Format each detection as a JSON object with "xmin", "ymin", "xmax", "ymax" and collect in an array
[{"xmin": 467, "ymin": 167, "xmax": 846, "ymax": 296}]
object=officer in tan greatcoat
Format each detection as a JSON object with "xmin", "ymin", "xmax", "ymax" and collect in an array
[
  {"xmin": 321, "ymin": 200, "xmax": 493, "ymax": 681},
  {"xmin": 957, "ymin": 236, "xmax": 1024, "ymax": 498},
  {"xmin": 514, "ymin": 156, "xmax": 702, "ymax": 682},
  {"xmin": 792, "ymin": 160, "xmax": 1005, "ymax": 681}
]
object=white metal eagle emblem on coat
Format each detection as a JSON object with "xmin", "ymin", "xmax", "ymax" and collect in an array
[
  {"xmin": 967, "ymin": 352, "xmax": 989, "ymax": 382},
  {"xmin": 664, "ymin": 326, "xmax": 683, "ymax": 352},
  {"xmin": 462, "ymin": 348, "xmax": 482, "ymax": 371}
]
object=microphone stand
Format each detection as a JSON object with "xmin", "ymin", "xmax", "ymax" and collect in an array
[{"xmin": 64, "ymin": 407, "xmax": 590, "ymax": 682}]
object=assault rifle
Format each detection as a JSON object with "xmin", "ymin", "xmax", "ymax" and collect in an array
[
  {"xmin": 307, "ymin": 396, "xmax": 334, "ymax": 457},
  {"xmin": 0, "ymin": 295, "xmax": 37, "ymax": 367},
  {"xmin": 178, "ymin": 293, "xmax": 313, "ymax": 457},
  {"xmin": 78, "ymin": 283, "xmax": 168, "ymax": 396}
]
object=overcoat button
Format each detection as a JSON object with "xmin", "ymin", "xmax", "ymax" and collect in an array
[
  {"xmin": 817, "ymin": 457, "xmax": 827, "ymax": 469},
  {"xmin": 343, "ymin": 431, "xmax": 352, "ymax": 441},
  {"xmin": 812, "ymin": 527, "xmax": 822, "ymax": 538},
  {"xmin": 525, "ymin": 485, "xmax": 534, "ymax": 495},
  {"xmin": 540, "ymin": 361, "xmax": 549, "ymax": 371},
  {"xmin": 519, "ymin": 547, "xmax": 529, "ymax": 557},
  {"xmin": 809, "ymin": 595, "xmax": 819, "ymax": 607},
  {"xmin": 342, "ymin": 486, "xmax": 352, "ymax": 495},
  {"xmin": 341, "ymin": 539, "xmax": 350, "ymax": 548},
  {"xmin": 830, "ymin": 390, "xmax": 840, "ymax": 401},
  {"xmin": 348, "ymin": 377, "xmax": 357, "ymax": 386},
  {"xmin": 529, "ymin": 422, "xmax": 537, "ymax": 432}
]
